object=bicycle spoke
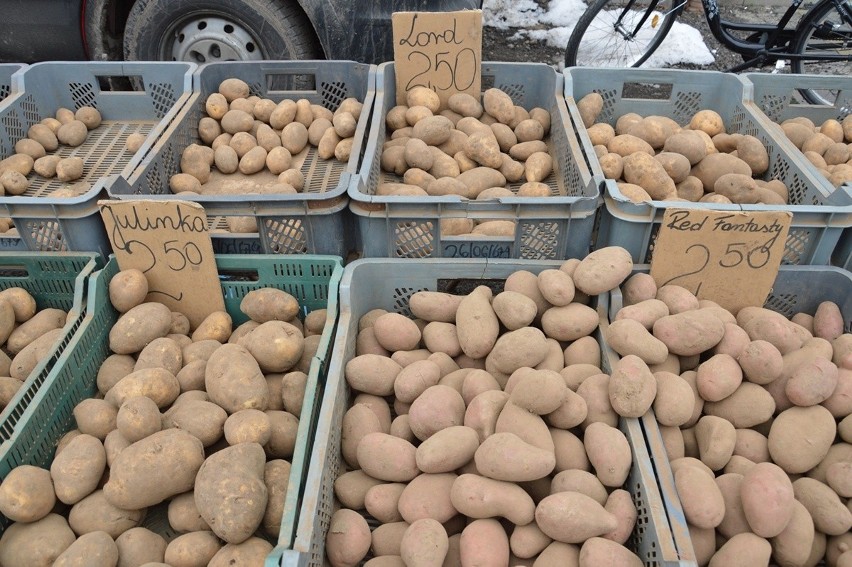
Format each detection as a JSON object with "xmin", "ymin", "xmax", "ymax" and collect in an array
[{"xmin": 792, "ymin": 0, "xmax": 852, "ymax": 104}]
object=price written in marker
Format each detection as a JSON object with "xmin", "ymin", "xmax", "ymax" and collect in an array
[
  {"xmin": 99, "ymin": 199, "xmax": 225, "ymax": 328},
  {"xmin": 650, "ymin": 208, "xmax": 792, "ymax": 314},
  {"xmin": 392, "ymin": 10, "xmax": 482, "ymax": 109}
]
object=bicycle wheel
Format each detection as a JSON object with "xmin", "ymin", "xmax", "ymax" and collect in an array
[
  {"xmin": 565, "ymin": 0, "xmax": 682, "ymax": 68},
  {"xmin": 792, "ymin": 0, "xmax": 852, "ymax": 105}
]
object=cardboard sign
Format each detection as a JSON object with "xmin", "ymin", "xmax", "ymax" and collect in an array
[
  {"xmin": 99, "ymin": 200, "xmax": 225, "ymax": 328},
  {"xmin": 650, "ymin": 209, "xmax": 792, "ymax": 313},
  {"xmin": 392, "ymin": 10, "xmax": 482, "ymax": 109}
]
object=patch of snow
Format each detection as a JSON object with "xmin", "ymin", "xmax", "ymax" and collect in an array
[{"xmin": 482, "ymin": 0, "xmax": 715, "ymax": 67}]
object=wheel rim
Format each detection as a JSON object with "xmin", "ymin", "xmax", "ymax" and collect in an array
[
  {"xmin": 576, "ymin": 7, "xmax": 669, "ymax": 67},
  {"xmin": 170, "ymin": 16, "xmax": 264, "ymax": 62},
  {"xmin": 796, "ymin": 5, "xmax": 852, "ymax": 104}
]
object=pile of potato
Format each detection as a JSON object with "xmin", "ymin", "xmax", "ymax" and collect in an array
[
  {"xmin": 0, "ymin": 105, "xmax": 101, "ymax": 198},
  {"xmin": 378, "ymin": 86, "xmax": 556, "ymax": 239},
  {"xmin": 169, "ymin": 77, "xmax": 363, "ymax": 196},
  {"xmin": 324, "ymin": 247, "xmax": 669, "ymax": 566},
  {"xmin": 0, "ymin": 268, "xmax": 329, "ymax": 567},
  {"xmin": 604, "ymin": 273, "xmax": 852, "ymax": 566},
  {"xmin": 769, "ymin": 114, "xmax": 852, "ymax": 188},
  {"xmin": 0, "ymin": 287, "xmax": 70, "ymax": 412},
  {"xmin": 576, "ymin": 93, "xmax": 790, "ymax": 206}
]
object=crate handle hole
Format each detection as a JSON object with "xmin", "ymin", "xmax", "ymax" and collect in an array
[
  {"xmin": 437, "ymin": 277, "xmax": 506, "ymax": 295},
  {"xmin": 96, "ymin": 76, "xmax": 146, "ymax": 92},
  {"xmin": 621, "ymin": 81, "xmax": 673, "ymax": 100},
  {"xmin": 0, "ymin": 265, "xmax": 29, "ymax": 278},
  {"xmin": 218, "ymin": 269, "xmax": 260, "ymax": 282},
  {"xmin": 265, "ymin": 73, "xmax": 317, "ymax": 92}
]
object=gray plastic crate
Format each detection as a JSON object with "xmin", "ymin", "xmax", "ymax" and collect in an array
[
  {"xmin": 564, "ymin": 67, "xmax": 852, "ymax": 265},
  {"xmin": 603, "ymin": 264, "xmax": 852, "ymax": 564},
  {"xmin": 0, "ymin": 64, "xmax": 24, "ymax": 107},
  {"xmin": 114, "ymin": 61, "xmax": 375, "ymax": 257},
  {"xmin": 350, "ymin": 62, "xmax": 599, "ymax": 260},
  {"xmin": 0, "ymin": 62, "xmax": 195, "ymax": 255},
  {"xmin": 268, "ymin": 259, "xmax": 687, "ymax": 567},
  {"xmin": 742, "ymin": 73, "xmax": 852, "ymax": 271}
]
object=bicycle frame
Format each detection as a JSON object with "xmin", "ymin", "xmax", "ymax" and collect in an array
[{"xmin": 701, "ymin": 0, "xmax": 852, "ymax": 66}]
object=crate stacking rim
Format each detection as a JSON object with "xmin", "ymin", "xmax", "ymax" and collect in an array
[
  {"xmin": 564, "ymin": 67, "xmax": 852, "ymax": 265},
  {"xmin": 113, "ymin": 60, "xmax": 376, "ymax": 257},
  {"xmin": 741, "ymin": 72, "xmax": 852, "ymax": 271},
  {"xmin": 0, "ymin": 253, "xmax": 343, "ymax": 559},
  {"xmin": 349, "ymin": 62, "xmax": 600, "ymax": 260},
  {"xmin": 269, "ymin": 258, "xmax": 691, "ymax": 567},
  {"xmin": 0, "ymin": 61, "xmax": 195, "ymax": 254},
  {"xmin": 0, "ymin": 252, "xmax": 99, "ymax": 454},
  {"xmin": 601, "ymin": 263, "xmax": 852, "ymax": 565}
]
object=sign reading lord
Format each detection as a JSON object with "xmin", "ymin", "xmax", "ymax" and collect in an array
[{"xmin": 392, "ymin": 10, "xmax": 483, "ymax": 109}]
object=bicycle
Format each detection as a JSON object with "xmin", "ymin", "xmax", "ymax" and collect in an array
[{"xmin": 564, "ymin": 0, "xmax": 852, "ymax": 105}]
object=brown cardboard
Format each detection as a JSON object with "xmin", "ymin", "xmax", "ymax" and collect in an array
[
  {"xmin": 99, "ymin": 199, "xmax": 225, "ymax": 328},
  {"xmin": 392, "ymin": 10, "xmax": 482, "ymax": 109},
  {"xmin": 650, "ymin": 208, "xmax": 792, "ymax": 314}
]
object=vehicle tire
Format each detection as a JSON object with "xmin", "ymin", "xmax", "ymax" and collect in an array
[
  {"xmin": 791, "ymin": 0, "xmax": 852, "ymax": 105},
  {"xmin": 565, "ymin": 0, "xmax": 682, "ymax": 68},
  {"xmin": 123, "ymin": 0, "xmax": 322, "ymax": 63}
]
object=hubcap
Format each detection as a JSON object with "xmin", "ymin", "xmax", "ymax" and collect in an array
[{"xmin": 171, "ymin": 16, "xmax": 263, "ymax": 62}]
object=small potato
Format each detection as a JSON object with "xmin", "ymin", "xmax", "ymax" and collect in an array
[
  {"xmin": 75, "ymin": 106, "xmax": 102, "ymax": 130},
  {"xmin": 483, "ymin": 88, "xmax": 516, "ymax": 124},
  {"xmin": 0, "ymin": 465, "xmax": 56, "ymax": 523},
  {"xmin": 33, "ymin": 155, "xmax": 61, "ymax": 178},
  {"xmin": 1, "ymin": 170, "xmax": 28, "ymax": 195},
  {"xmin": 577, "ymin": 92, "xmax": 604, "ymax": 128},
  {"xmin": 57, "ymin": 119, "xmax": 88, "ymax": 147},
  {"xmin": 663, "ymin": 130, "xmax": 708, "ymax": 165},
  {"xmin": 55, "ymin": 157, "xmax": 84, "ymax": 182},
  {"xmin": 219, "ymin": 78, "xmax": 250, "ymax": 102},
  {"xmin": 28, "ymin": 123, "xmax": 59, "ymax": 151},
  {"xmin": 238, "ymin": 146, "xmax": 268, "ymax": 175},
  {"xmin": 281, "ymin": 122, "xmax": 309, "ymax": 154},
  {"xmin": 109, "ymin": 268, "xmax": 148, "ymax": 313},
  {"xmin": 525, "ymin": 151, "xmax": 553, "ymax": 182},
  {"xmin": 15, "ymin": 138, "xmax": 45, "ymax": 160},
  {"xmin": 690, "ymin": 109, "xmax": 725, "ymax": 136}
]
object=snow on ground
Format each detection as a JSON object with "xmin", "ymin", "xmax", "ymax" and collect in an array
[{"xmin": 482, "ymin": 0, "xmax": 715, "ymax": 67}]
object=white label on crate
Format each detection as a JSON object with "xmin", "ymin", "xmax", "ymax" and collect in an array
[
  {"xmin": 392, "ymin": 10, "xmax": 482, "ymax": 110},
  {"xmin": 443, "ymin": 240, "xmax": 512, "ymax": 259},
  {"xmin": 99, "ymin": 199, "xmax": 225, "ymax": 328},
  {"xmin": 650, "ymin": 208, "xmax": 792, "ymax": 314}
]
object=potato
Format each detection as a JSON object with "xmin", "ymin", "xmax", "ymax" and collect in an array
[
  {"xmin": 455, "ymin": 286, "xmax": 499, "ymax": 360},
  {"xmin": 525, "ymin": 151, "xmax": 553, "ymax": 183},
  {"xmin": 0, "ymin": 153, "xmax": 34, "ymax": 177},
  {"xmin": 0, "ymin": 513, "xmax": 77, "ymax": 567},
  {"xmin": 0, "ymin": 464, "xmax": 56, "ymax": 523},
  {"xmin": 281, "ymin": 122, "xmax": 309, "ymax": 154},
  {"xmin": 768, "ymin": 405, "xmax": 835, "ymax": 473},
  {"xmin": 474, "ymin": 431, "xmax": 555, "ymax": 482},
  {"xmin": 114, "ymin": 527, "xmax": 167, "ymax": 566},
  {"xmin": 607, "ymin": 134, "xmax": 654, "ymax": 157},
  {"xmin": 535, "ymin": 491, "xmax": 617, "ymax": 543},
  {"xmin": 415, "ymin": 425, "xmax": 479, "ymax": 474},
  {"xmin": 793, "ymin": 477, "xmax": 852, "ymax": 536},
  {"xmin": 739, "ymin": 462, "xmax": 794, "ymax": 538},
  {"xmin": 194, "ymin": 442, "xmax": 267, "ymax": 544},
  {"xmin": 483, "ymin": 88, "xmax": 516, "ymax": 124},
  {"xmin": 164, "ymin": 531, "xmax": 223, "ymax": 567},
  {"xmin": 413, "ymin": 115, "xmax": 453, "ymax": 146},
  {"xmin": 32, "ymin": 154, "xmax": 60, "ymax": 178},
  {"xmin": 573, "ymin": 246, "xmax": 633, "ymax": 295},
  {"xmin": 102, "ymin": 428, "xmax": 204, "ymax": 510},
  {"xmin": 608, "ymin": 354, "xmax": 657, "ymax": 417},
  {"xmin": 691, "ymin": 153, "xmax": 752, "ymax": 192},
  {"xmin": 450, "ymin": 474, "xmax": 534, "ymax": 525},
  {"xmin": 205, "ymin": 344, "xmax": 268, "ymax": 413},
  {"xmin": 53, "ymin": 531, "xmax": 119, "ymax": 567},
  {"xmin": 218, "ymin": 78, "xmax": 250, "ymax": 102},
  {"xmin": 577, "ymin": 92, "xmax": 604, "ymax": 127},
  {"xmin": 660, "ymin": 130, "xmax": 706, "ymax": 165},
  {"xmin": 116, "ymin": 395, "xmax": 161, "ymax": 443},
  {"xmin": 653, "ymin": 310, "xmax": 725, "ymax": 356},
  {"xmin": 357, "ymin": 432, "xmax": 418, "ymax": 482},
  {"xmin": 56, "ymin": 120, "xmax": 88, "ymax": 146},
  {"xmin": 459, "ymin": 519, "xmax": 509, "ymax": 566},
  {"xmin": 0, "ymin": 170, "xmax": 27, "ymax": 195},
  {"xmin": 240, "ymin": 288, "xmax": 299, "ymax": 323},
  {"xmin": 209, "ymin": 538, "xmax": 274, "ymax": 567},
  {"xmin": 400, "ymin": 519, "xmax": 448, "ymax": 567},
  {"xmin": 605, "ymin": 319, "xmax": 668, "ymax": 364}
]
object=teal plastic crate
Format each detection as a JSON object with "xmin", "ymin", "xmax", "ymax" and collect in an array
[
  {"xmin": 0, "ymin": 61, "xmax": 195, "ymax": 255},
  {"xmin": 601, "ymin": 264, "xmax": 852, "ymax": 565},
  {"xmin": 113, "ymin": 61, "xmax": 375, "ymax": 258},
  {"xmin": 271, "ymin": 258, "xmax": 688, "ymax": 567},
  {"xmin": 349, "ymin": 62, "xmax": 599, "ymax": 260},
  {"xmin": 0, "ymin": 252, "xmax": 99, "ymax": 450},
  {"xmin": 564, "ymin": 67, "xmax": 852, "ymax": 265},
  {"xmin": 0, "ymin": 253, "xmax": 343, "ymax": 555}
]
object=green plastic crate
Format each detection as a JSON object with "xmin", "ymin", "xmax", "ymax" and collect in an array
[
  {"xmin": 271, "ymin": 258, "xmax": 688, "ymax": 567},
  {"xmin": 0, "ymin": 252, "xmax": 100, "ymax": 451},
  {"xmin": 0, "ymin": 253, "xmax": 343, "ymax": 555}
]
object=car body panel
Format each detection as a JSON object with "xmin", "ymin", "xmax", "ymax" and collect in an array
[
  {"xmin": 0, "ymin": 0, "xmax": 87, "ymax": 62},
  {"xmin": 0, "ymin": 0, "xmax": 482, "ymax": 64}
]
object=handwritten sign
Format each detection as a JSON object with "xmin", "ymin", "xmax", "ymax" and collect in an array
[
  {"xmin": 99, "ymin": 200, "xmax": 225, "ymax": 328},
  {"xmin": 392, "ymin": 10, "xmax": 482, "ymax": 109},
  {"xmin": 650, "ymin": 209, "xmax": 792, "ymax": 314}
]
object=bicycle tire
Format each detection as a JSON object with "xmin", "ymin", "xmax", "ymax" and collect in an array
[
  {"xmin": 565, "ymin": 0, "xmax": 683, "ymax": 68},
  {"xmin": 791, "ymin": 0, "xmax": 852, "ymax": 105}
]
